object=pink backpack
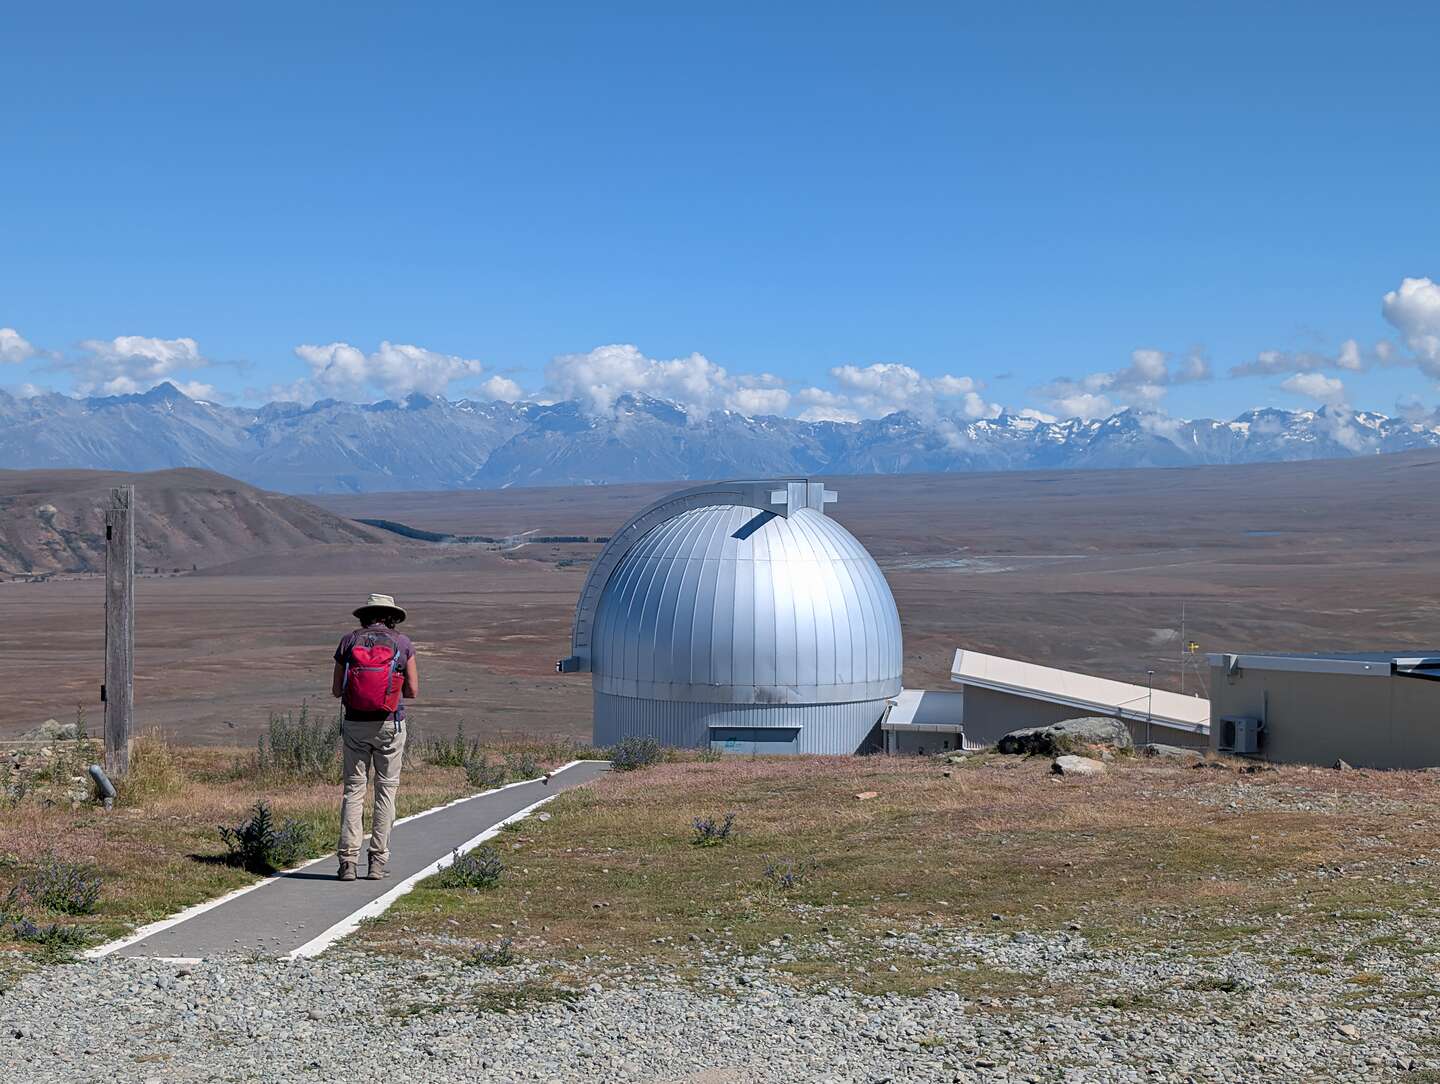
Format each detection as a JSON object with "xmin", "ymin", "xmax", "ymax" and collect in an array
[{"xmin": 341, "ymin": 632, "xmax": 403, "ymax": 714}]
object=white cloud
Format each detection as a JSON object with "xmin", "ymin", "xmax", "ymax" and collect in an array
[
  {"xmin": 794, "ymin": 387, "xmax": 860, "ymax": 423},
  {"xmin": 1038, "ymin": 347, "xmax": 1209, "ymax": 418},
  {"xmin": 1049, "ymin": 391, "xmax": 1114, "ymax": 420},
  {"xmin": 1016, "ymin": 407, "xmax": 1057, "ymax": 423},
  {"xmin": 1383, "ymin": 276, "xmax": 1440, "ymax": 374},
  {"xmin": 1281, "ymin": 372, "xmax": 1347, "ymax": 405},
  {"xmin": 0, "ymin": 327, "xmax": 39, "ymax": 364},
  {"xmin": 171, "ymin": 380, "xmax": 221, "ymax": 401},
  {"xmin": 475, "ymin": 374, "xmax": 523, "ymax": 402},
  {"xmin": 828, "ymin": 362, "xmax": 1001, "ymax": 419},
  {"xmin": 543, "ymin": 343, "xmax": 794, "ymax": 417},
  {"xmin": 728, "ymin": 386, "xmax": 791, "ymax": 415},
  {"xmin": 295, "ymin": 340, "xmax": 493, "ymax": 399},
  {"xmin": 66, "ymin": 334, "xmax": 208, "ymax": 395}
]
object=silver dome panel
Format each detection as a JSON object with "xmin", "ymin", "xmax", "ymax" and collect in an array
[{"xmin": 590, "ymin": 502, "xmax": 902, "ymax": 706}]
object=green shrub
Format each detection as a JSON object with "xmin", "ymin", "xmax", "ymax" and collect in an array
[
  {"xmin": 9, "ymin": 917, "xmax": 89, "ymax": 950},
  {"xmin": 761, "ymin": 857, "xmax": 814, "ymax": 891},
  {"xmin": 254, "ymin": 702, "xmax": 341, "ymax": 781},
  {"xmin": 436, "ymin": 845, "xmax": 503, "ymax": 890},
  {"xmin": 503, "ymin": 751, "xmax": 538, "ymax": 780},
  {"xmin": 610, "ymin": 736, "xmax": 663, "ymax": 772},
  {"xmin": 692, "ymin": 812, "xmax": 736, "ymax": 846},
  {"xmin": 422, "ymin": 722, "xmax": 481, "ymax": 768},
  {"xmin": 466, "ymin": 937, "xmax": 516, "ymax": 967},
  {"xmin": 10, "ymin": 857, "xmax": 101, "ymax": 915},
  {"xmin": 219, "ymin": 801, "xmax": 315, "ymax": 874},
  {"xmin": 465, "ymin": 755, "xmax": 507, "ymax": 790}
]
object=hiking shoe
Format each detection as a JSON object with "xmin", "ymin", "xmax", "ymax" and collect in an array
[
  {"xmin": 337, "ymin": 861, "xmax": 357, "ymax": 882},
  {"xmin": 365, "ymin": 859, "xmax": 388, "ymax": 881}
]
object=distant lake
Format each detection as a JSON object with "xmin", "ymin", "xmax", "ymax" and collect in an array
[{"xmin": 1244, "ymin": 530, "xmax": 1284, "ymax": 537}]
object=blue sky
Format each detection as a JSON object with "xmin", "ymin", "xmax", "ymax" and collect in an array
[{"xmin": 4, "ymin": 3, "xmax": 1440, "ymax": 423}]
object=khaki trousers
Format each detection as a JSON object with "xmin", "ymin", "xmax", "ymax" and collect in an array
[{"xmin": 337, "ymin": 718, "xmax": 406, "ymax": 865}]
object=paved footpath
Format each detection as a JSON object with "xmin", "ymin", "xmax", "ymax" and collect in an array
[{"xmin": 91, "ymin": 760, "xmax": 607, "ymax": 961}]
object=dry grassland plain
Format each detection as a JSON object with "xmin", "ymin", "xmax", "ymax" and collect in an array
[{"xmin": 6, "ymin": 450, "xmax": 1440, "ymax": 745}]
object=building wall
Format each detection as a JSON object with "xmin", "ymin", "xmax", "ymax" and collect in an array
[
  {"xmin": 1208, "ymin": 666, "xmax": 1440, "ymax": 769},
  {"xmin": 959, "ymin": 685, "xmax": 1209, "ymax": 749},
  {"xmin": 594, "ymin": 691, "xmax": 887, "ymax": 755},
  {"xmin": 888, "ymin": 729, "xmax": 963, "ymax": 756}
]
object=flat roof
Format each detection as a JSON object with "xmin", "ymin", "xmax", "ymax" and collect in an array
[
  {"xmin": 951, "ymin": 648, "xmax": 1210, "ymax": 734},
  {"xmin": 885, "ymin": 688, "xmax": 964, "ymax": 729},
  {"xmin": 1207, "ymin": 651, "xmax": 1440, "ymax": 678}
]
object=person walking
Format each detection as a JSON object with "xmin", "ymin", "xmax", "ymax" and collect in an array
[{"xmin": 332, "ymin": 593, "xmax": 418, "ymax": 882}]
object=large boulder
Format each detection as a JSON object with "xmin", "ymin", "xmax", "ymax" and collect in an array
[
  {"xmin": 1052, "ymin": 754, "xmax": 1107, "ymax": 777},
  {"xmin": 1142, "ymin": 743, "xmax": 1205, "ymax": 763},
  {"xmin": 997, "ymin": 716, "xmax": 1133, "ymax": 756},
  {"xmin": 21, "ymin": 718, "xmax": 79, "ymax": 742}
]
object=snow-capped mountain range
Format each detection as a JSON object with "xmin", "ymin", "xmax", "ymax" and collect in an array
[{"xmin": 4, "ymin": 382, "xmax": 1439, "ymax": 493}]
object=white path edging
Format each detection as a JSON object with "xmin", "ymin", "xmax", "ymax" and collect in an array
[
  {"xmin": 286, "ymin": 788, "xmax": 565, "ymax": 959},
  {"xmin": 83, "ymin": 759, "xmax": 600, "ymax": 961}
]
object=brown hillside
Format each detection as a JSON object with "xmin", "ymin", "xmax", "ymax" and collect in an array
[{"xmin": 0, "ymin": 468, "xmax": 387, "ymax": 575}]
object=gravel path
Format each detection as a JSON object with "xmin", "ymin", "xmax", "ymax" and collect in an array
[{"xmin": 3, "ymin": 924, "xmax": 1433, "ymax": 1084}]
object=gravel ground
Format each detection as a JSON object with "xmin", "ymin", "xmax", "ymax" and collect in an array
[{"xmin": 3, "ymin": 921, "xmax": 1435, "ymax": 1084}]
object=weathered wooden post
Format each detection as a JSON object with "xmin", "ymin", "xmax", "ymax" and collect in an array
[{"xmin": 104, "ymin": 485, "xmax": 135, "ymax": 776}]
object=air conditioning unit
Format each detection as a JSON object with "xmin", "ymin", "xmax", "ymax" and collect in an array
[{"xmin": 1218, "ymin": 715, "xmax": 1263, "ymax": 755}]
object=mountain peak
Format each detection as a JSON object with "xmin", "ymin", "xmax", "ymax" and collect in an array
[{"xmin": 6, "ymin": 389, "xmax": 1438, "ymax": 492}]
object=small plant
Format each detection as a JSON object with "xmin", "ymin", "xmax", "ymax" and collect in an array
[
  {"xmin": 503, "ymin": 750, "xmax": 538, "ymax": 780},
  {"xmin": 610, "ymin": 736, "xmax": 663, "ymax": 772},
  {"xmin": 691, "ymin": 811, "xmax": 737, "ymax": 846},
  {"xmin": 696, "ymin": 746, "xmax": 723, "ymax": 763},
  {"xmin": 423, "ymin": 722, "xmax": 481, "ymax": 768},
  {"xmin": 466, "ymin": 937, "xmax": 516, "ymax": 967},
  {"xmin": 9, "ymin": 917, "xmax": 89, "ymax": 950},
  {"xmin": 254, "ymin": 702, "xmax": 342, "ymax": 781},
  {"xmin": 436, "ymin": 845, "xmax": 503, "ymax": 890},
  {"xmin": 219, "ymin": 801, "xmax": 314, "ymax": 874},
  {"xmin": 11, "ymin": 856, "xmax": 102, "ymax": 915},
  {"xmin": 465, "ymin": 755, "xmax": 507, "ymax": 790},
  {"xmin": 761, "ymin": 856, "xmax": 814, "ymax": 891}
]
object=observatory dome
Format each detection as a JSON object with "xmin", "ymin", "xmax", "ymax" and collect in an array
[{"xmin": 561, "ymin": 480, "xmax": 903, "ymax": 755}]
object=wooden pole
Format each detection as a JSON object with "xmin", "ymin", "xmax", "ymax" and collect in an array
[{"xmin": 104, "ymin": 485, "xmax": 134, "ymax": 776}]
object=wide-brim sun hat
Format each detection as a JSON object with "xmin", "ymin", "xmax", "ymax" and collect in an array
[{"xmin": 353, "ymin": 593, "xmax": 407, "ymax": 624}]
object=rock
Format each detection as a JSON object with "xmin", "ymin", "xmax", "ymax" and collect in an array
[
  {"xmin": 945, "ymin": 754, "xmax": 967, "ymax": 764},
  {"xmin": 854, "ymin": 791, "xmax": 878, "ymax": 801},
  {"xmin": 1142, "ymin": 743, "xmax": 1205, "ymax": 762},
  {"xmin": 1052, "ymin": 755, "xmax": 1107, "ymax": 777},
  {"xmin": 21, "ymin": 719, "xmax": 79, "ymax": 742},
  {"xmin": 997, "ymin": 717, "xmax": 1133, "ymax": 756}
]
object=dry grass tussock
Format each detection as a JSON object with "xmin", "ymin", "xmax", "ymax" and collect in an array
[
  {"xmin": 0, "ymin": 727, "xmax": 579, "ymax": 961},
  {"xmin": 354, "ymin": 751, "xmax": 1440, "ymax": 995}
]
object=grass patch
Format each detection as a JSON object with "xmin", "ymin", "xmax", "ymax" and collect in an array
[
  {"xmin": 0, "ymin": 728, "xmax": 577, "ymax": 956},
  {"xmin": 352, "ymin": 752, "xmax": 1440, "ymax": 996}
]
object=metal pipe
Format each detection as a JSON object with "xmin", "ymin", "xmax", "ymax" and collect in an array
[{"xmin": 88, "ymin": 764, "xmax": 116, "ymax": 811}]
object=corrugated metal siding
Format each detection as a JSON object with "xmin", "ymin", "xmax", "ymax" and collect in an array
[
  {"xmin": 591, "ymin": 505, "xmax": 903, "ymax": 705},
  {"xmin": 594, "ymin": 692, "xmax": 887, "ymax": 754}
]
